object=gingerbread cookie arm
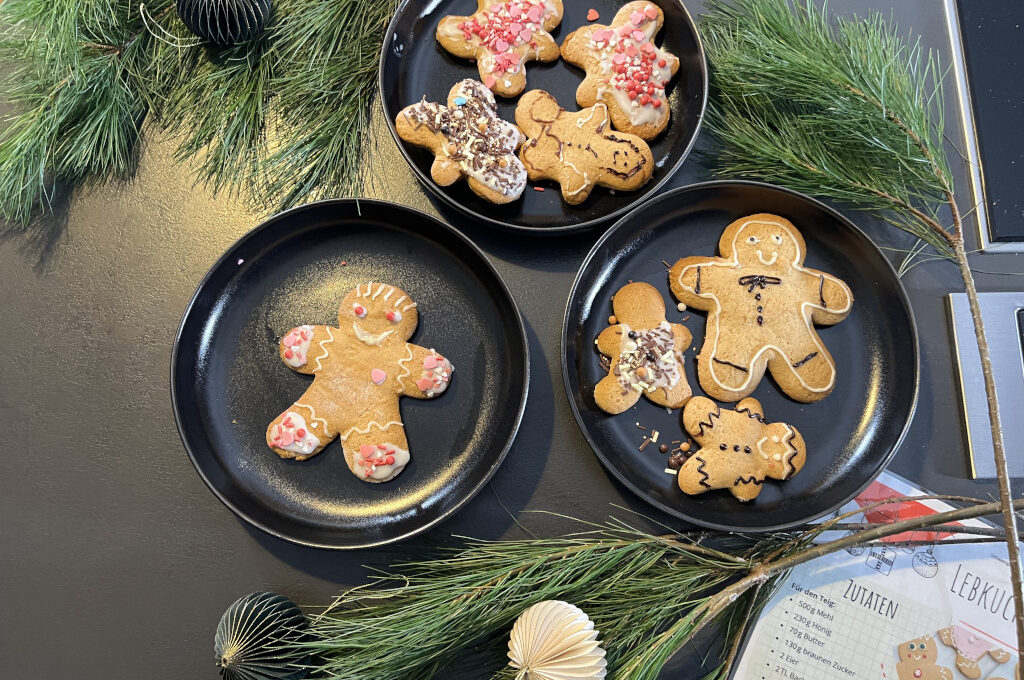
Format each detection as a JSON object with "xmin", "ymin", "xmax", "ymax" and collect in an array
[
  {"xmin": 669, "ymin": 257, "xmax": 724, "ymax": 310},
  {"xmin": 801, "ymin": 268, "xmax": 854, "ymax": 325},
  {"xmin": 596, "ymin": 324, "xmax": 624, "ymax": 355},
  {"xmin": 397, "ymin": 343, "xmax": 454, "ymax": 400},
  {"xmin": 681, "ymin": 396, "xmax": 720, "ymax": 445},
  {"xmin": 278, "ymin": 325, "xmax": 335, "ymax": 376}
]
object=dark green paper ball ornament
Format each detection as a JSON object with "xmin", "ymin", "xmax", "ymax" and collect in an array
[
  {"xmin": 215, "ymin": 592, "xmax": 310, "ymax": 680},
  {"xmin": 176, "ymin": 0, "xmax": 272, "ymax": 45}
]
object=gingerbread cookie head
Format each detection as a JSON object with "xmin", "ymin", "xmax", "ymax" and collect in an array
[
  {"xmin": 516, "ymin": 90, "xmax": 654, "ymax": 204},
  {"xmin": 722, "ymin": 215, "xmax": 807, "ymax": 271},
  {"xmin": 395, "ymin": 79, "xmax": 527, "ymax": 204},
  {"xmin": 677, "ymin": 397, "xmax": 806, "ymax": 502},
  {"xmin": 436, "ymin": 0, "xmax": 564, "ymax": 97},
  {"xmin": 899, "ymin": 636, "xmax": 939, "ymax": 663},
  {"xmin": 594, "ymin": 282, "xmax": 691, "ymax": 414},
  {"xmin": 339, "ymin": 282, "xmax": 419, "ymax": 347}
]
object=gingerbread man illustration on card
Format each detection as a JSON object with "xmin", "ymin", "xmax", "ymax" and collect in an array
[
  {"xmin": 669, "ymin": 213, "xmax": 853, "ymax": 403},
  {"xmin": 266, "ymin": 283, "xmax": 453, "ymax": 483}
]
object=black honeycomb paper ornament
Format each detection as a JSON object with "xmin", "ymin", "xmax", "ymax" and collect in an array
[
  {"xmin": 214, "ymin": 592, "xmax": 310, "ymax": 680},
  {"xmin": 177, "ymin": 0, "xmax": 272, "ymax": 46}
]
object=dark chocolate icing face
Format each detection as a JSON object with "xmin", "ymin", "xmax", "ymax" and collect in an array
[{"xmin": 600, "ymin": 133, "xmax": 648, "ymax": 179}]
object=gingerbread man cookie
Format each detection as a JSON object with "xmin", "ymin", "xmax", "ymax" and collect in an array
[
  {"xmin": 594, "ymin": 282, "xmax": 692, "ymax": 414},
  {"xmin": 896, "ymin": 635, "xmax": 953, "ymax": 680},
  {"xmin": 436, "ymin": 0, "xmax": 563, "ymax": 97},
  {"xmin": 515, "ymin": 89, "xmax": 654, "ymax": 204},
  {"xmin": 266, "ymin": 283, "xmax": 454, "ymax": 483},
  {"xmin": 396, "ymin": 79, "xmax": 527, "ymax": 204},
  {"xmin": 561, "ymin": 1, "xmax": 679, "ymax": 140},
  {"xmin": 677, "ymin": 397, "xmax": 806, "ymax": 502},
  {"xmin": 938, "ymin": 626, "xmax": 1012, "ymax": 679},
  {"xmin": 669, "ymin": 213, "xmax": 853, "ymax": 403}
]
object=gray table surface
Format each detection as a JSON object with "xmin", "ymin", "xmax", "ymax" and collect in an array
[{"xmin": 1, "ymin": 1, "xmax": 1022, "ymax": 678}]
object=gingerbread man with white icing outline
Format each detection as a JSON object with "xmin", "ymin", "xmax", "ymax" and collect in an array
[
  {"xmin": 266, "ymin": 283, "xmax": 454, "ymax": 483},
  {"xmin": 669, "ymin": 213, "xmax": 853, "ymax": 403}
]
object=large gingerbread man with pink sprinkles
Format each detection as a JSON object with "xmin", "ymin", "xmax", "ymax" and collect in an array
[{"xmin": 266, "ymin": 282, "xmax": 454, "ymax": 483}]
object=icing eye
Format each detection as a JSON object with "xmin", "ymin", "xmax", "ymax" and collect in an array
[
  {"xmin": 746, "ymin": 235, "xmax": 760, "ymax": 244},
  {"xmin": 908, "ymin": 643, "xmax": 916, "ymax": 650},
  {"xmin": 386, "ymin": 310, "xmax": 402, "ymax": 323},
  {"xmin": 353, "ymin": 303, "xmax": 367, "ymax": 318},
  {"xmin": 772, "ymin": 234, "xmax": 783, "ymax": 244}
]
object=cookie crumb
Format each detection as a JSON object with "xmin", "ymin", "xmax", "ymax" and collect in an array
[
  {"xmin": 658, "ymin": 443, "xmax": 669, "ymax": 453},
  {"xmin": 608, "ymin": 315, "xmax": 617, "ymax": 324},
  {"xmin": 661, "ymin": 260, "xmax": 671, "ymax": 268},
  {"xmin": 664, "ymin": 468, "xmax": 676, "ymax": 475},
  {"xmin": 341, "ymin": 261, "xmax": 347, "ymax": 266},
  {"xmin": 651, "ymin": 430, "xmax": 659, "ymax": 443},
  {"xmin": 635, "ymin": 422, "xmax": 646, "ymax": 430},
  {"xmin": 533, "ymin": 186, "xmax": 545, "ymax": 192},
  {"xmin": 682, "ymin": 314, "xmax": 690, "ymax": 322},
  {"xmin": 587, "ymin": 8, "xmax": 600, "ymax": 21},
  {"xmin": 681, "ymin": 441, "xmax": 691, "ymax": 452},
  {"xmin": 638, "ymin": 437, "xmax": 650, "ymax": 451},
  {"xmin": 677, "ymin": 302, "xmax": 686, "ymax": 312},
  {"xmin": 237, "ymin": 258, "xmax": 244, "ymax": 265},
  {"xmin": 668, "ymin": 453, "xmax": 685, "ymax": 469}
]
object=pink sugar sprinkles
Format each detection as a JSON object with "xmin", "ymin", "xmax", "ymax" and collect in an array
[
  {"xmin": 457, "ymin": 1, "xmax": 554, "ymax": 77},
  {"xmin": 590, "ymin": 3, "xmax": 671, "ymax": 112}
]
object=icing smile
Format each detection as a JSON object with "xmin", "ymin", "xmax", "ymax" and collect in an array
[
  {"xmin": 352, "ymin": 322, "xmax": 394, "ymax": 346},
  {"xmin": 756, "ymin": 250, "xmax": 778, "ymax": 265}
]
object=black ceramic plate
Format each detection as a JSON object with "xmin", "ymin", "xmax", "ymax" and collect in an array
[
  {"xmin": 562, "ymin": 182, "xmax": 919, "ymax": 531},
  {"xmin": 379, "ymin": 0, "xmax": 707, "ymax": 232},
  {"xmin": 172, "ymin": 200, "xmax": 529, "ymax": 549}
]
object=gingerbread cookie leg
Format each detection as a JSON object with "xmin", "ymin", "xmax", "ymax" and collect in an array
[
  {"xmin": 266, "ymin": 384, "xmax": 340, "ymax": 462},
  {"xmin": 766, "ymin": 337, "xmax": 837, "ymax": 403},
  {"xmin": 337, "ymin": 420, "xmax": 411, "ymax": 483}
]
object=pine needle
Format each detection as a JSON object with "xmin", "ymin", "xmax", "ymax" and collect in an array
[{"xmin": 702, "ymin": 0, "xmax": 955, "ymax": 258}]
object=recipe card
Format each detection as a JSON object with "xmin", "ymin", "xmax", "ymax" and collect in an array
[{"xmin": 733, "ymin": 472, "xmax": 1019, "ymax": 680}]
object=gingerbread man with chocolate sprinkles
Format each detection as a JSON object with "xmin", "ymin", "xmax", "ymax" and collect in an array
[
  {"xmin": 436, "ymin": 0, "xmax": 564, "ymax": 97},
  {"xmin": 594, "ymin": 282, "xmax": 691, "ymax": 414},
  {"xmin": 677, "ymin": 396, "xmax": 807, "ymax": 502},
  {"xmin": 266, "ymin": 283, "xmax": 454, "ymax": 483}
]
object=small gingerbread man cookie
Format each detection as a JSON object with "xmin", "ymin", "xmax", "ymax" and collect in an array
[
  {"xmin": 266, "ymin": 283, "xmax": 454, "ymax": 483},
  {"xmin": 515, "ymin": 89, "xmax": 654, "ymax": 204},
  {"xmin": 677, "ymin": 397, "xmax": 806, "ymax": 502},
  {"xmin": 669, "ymin": 213, "xmax": 853, "ymax": 403},
  {"xmin": 594, "ymin": 282, "xmax": 692, "ymax": 414},
  {"xmin": 436, "ymin": 0, "xmax": 563, "ymax": 97},
  {"xmin": 396, "ymin": 79, "xmax": 527, "ymax": 204},
  {"xmin": 896, "ymin": 635, "xmax": 953, "ymax": 680},
  {"xmin": 561, "ymin": 1, "xmax": 679, "ymax": 140},
  {"xmin": 938, "ymin": 626, "xmax": 1012, "ymax": 679}
]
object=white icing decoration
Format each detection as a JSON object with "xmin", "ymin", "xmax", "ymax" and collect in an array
[
  {"xmin": 402, "ymin": 302, "xmax": 418, "ymax": 312},
  {"xmin": 352, "ymin": 441, "xmax": 411, "ymax": 481},
  {"xmin": 757, "ymin": 425, "xmax": 797, "ymax": 477},
  {"xmin": 339, "ymin": 419, "xmax": 403, "ymax": 442},
  {"xmin": 396, "ymin": 343, "xmax": 415, "ymax": 391},
  {"xmin": 588, "ymin": 9, "xmax": 675, "ymax": 127},
  {"xmin": 313, "ymin": 326, "xmax": 334, "ymax": 372},
  {"xmin": 757, "ymin": 250, "xmax": 778, "ymax": 266},
  {"xmin": 383, "ymin": 287, "xmax": 394, "ymax": 301},
  {"xmin": 418, "ymin": 352, "xmax": 454, "ymax": 397},
  {"xmin": 675, "ymin": 216, "xmax": 852, "ymax": 395},
  {"xmin": 294, "ymin": 402, "xmax": 330, "ymax": 435},
  {"xmin": 372, "ymin": 283, "xmax": 386, "ymax": 299},
  {"xmin": 388, "ymin": 309, "xmax": 403, "ymax": 323},
  {"xmin": 616, "ymin": 321, "xmax": 680, "ymax": 392},
  {"xmin": 272, "ymin": 411, "xmax": 321, "ymax": 455},
  {"xmin": 282, "ymin": 325, "xmax": 314, "ymax": 367},
  {"xmin": 394, "ymin": 295, "xmax": 407, "ymax": 307},
  {"xmin": 353, "ymin": 322, "xmax": 395, "ymax": 346}
]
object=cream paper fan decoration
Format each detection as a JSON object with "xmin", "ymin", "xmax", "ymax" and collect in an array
[{"xmin": 507, "ymin": 600, "xmax": 608, "ymax": 680}]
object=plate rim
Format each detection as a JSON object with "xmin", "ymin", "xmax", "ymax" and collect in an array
[
  {"xmin": 560, "ymin": 179, "xmax": 921, "ymax": 531},
  {"xmin": 170, "ymin": 198, "xmax": 531, "ymax": 549},
  {"xmin": 377, "ymin": 0, "xmax": 709, "ymax": 233}
]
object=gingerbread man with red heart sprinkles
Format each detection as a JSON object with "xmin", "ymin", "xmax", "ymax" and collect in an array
[{"xmin": 266, "ymin": 282, "xmax": 454, "ymax": 483}]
